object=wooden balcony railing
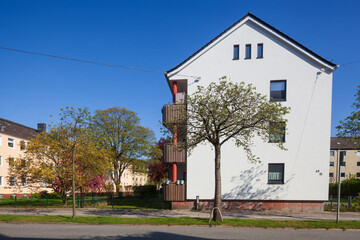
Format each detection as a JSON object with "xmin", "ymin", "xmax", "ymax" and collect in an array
[
  {"xmin": 163, "ymin": 143, "xmax": 186, "ymax": 163},
  {"xmin": 163, "ymin": 183, "xmax": 186, "ymax": 201},
  {"xmin": 162, "ymin": 104, "xmax": 186, "ymax": 125}
]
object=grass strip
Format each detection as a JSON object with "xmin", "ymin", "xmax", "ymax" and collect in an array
[{"xmin": 0, "ymin": 215, "xmax": 359, "ymax": 229}]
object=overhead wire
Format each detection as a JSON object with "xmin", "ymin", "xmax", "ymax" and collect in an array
[{"xmin": 0, "ymin": 46, "xmax": 201, "ymax": 79}]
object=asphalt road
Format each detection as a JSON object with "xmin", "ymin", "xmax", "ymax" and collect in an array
[{"xmin": 0, "ymin": 223, "xmax": 359, "ymax": 240}]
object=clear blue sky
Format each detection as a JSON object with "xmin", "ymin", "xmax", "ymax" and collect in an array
[{"xmin": 1, "ymin": 0, "xmax": 359, "ymax": 139}]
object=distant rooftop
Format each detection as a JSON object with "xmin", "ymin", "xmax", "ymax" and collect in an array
[
  {"xmin": 0, "ymin": 118, "xmax": 38, "ymax": 140},
  {"xmin": 331, "ymin": 137, "xmax": 359, "ymax": 150}
]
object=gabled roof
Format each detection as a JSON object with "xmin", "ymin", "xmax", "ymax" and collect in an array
[
  {"xmin": 166, "ymin": 13, "xmax": 337, "ymax": 76},
  {"xmin": 331, "ymin": 137, "xmax": 359, "ymax": 150},
  {"xmin": 0, "ymin": 118, "xmax": 38, "ymax": 140}
]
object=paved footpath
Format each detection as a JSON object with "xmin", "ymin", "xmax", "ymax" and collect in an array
[{"xmin": 0, "ymin": 208, "xmax": 359, "ymax": 221}]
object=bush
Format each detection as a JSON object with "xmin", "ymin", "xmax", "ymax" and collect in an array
[
  {"xmin": 133, "ymin": 185, "xmax": 157, "ymax": 198},
  {"xmin": 329, "ymin": 177, "xmax": 360, "ymax": 197}
]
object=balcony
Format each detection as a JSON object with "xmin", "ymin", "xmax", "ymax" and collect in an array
[
  {"xmin": 163, "ymin": 183, "xmax": 186, "ymax": 201},
  {"xmin": 162, "ymin": 104, "xmax": 186, "ymax": 125},
  {"xmin": 163, "ymin": 143, "xmax": 186, "ymax": 163}
]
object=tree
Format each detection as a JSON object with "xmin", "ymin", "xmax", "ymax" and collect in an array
[
  {"xmin": 336, "ymin": 85, "xmax": 360, "ymax": 145},
  {"xmin": 148, "ymin": 138, "xmax": 171, "ymax": 187},
  {"xmin": 8, "ymin": 107, "xmax": 109, "ymax": 218},
  {"xmin": 91, "ymin": 107, "xmax": 159, "ymax": 196},
  {"xmin": 168, "ymin": 78, "xmax": 290, "ymax": 221}
]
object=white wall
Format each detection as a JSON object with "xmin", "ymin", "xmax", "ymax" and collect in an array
[{"xmin": 168, "ymin": 20, "xmax": 333, "ymax": 201}]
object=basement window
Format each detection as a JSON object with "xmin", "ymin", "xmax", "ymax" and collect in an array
[{"xmin": 268, "ymin": 163, "xmax": 284, "ymax": 184}]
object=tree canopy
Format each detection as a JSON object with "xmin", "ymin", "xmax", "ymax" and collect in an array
[
  {"xmin": 91, "ymin": 107, "xmax": 159, "ymax": 195},
  {"xmin": 336, "ymin": 85, "xmax": 360, "ymax": 145}
]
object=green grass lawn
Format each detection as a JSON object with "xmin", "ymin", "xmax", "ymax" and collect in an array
[
  {"xmin": 0, "ymin": 214, "xmax": 359, "ymax": 229},
  {"xmin": 0, "ymin": 195, "xmax": 170, "ymax": 209}
]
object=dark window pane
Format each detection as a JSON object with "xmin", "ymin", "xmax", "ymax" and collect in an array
[
  {"xmin": 329, "ymin": 173, "xmax": 334, "ymax": 177},
  {"xmin": 269, "ymin": 122, "xmax": 285, "ymax": 143},
  {"xmin": 270, "ymin": 80, "xmax": 286, "ymax": 101},
  {"xmin": 330, "ymin": 162, "xmax": 334, "ymax": 166},
  {"xmin": 245, "ymin": 44, "xmax": 251, "ymax": 59},
  {"xmin": 357, "ymin": 173, "xmax": 360, "ymax": 178},
  {"xmin": 268, "ymin": 163, "xmax": 284, "ymax": 184},
  {"xmin": 257, "ymin": 44, "xmax": 263, "ymax": 58},
  {"xmin": 357, "ymin": 162, "xmax": 360, "ymax": 166},
  {"xmin": 341, "ymin": 173, "xmax": 345, "ymax": 178},
  {"xmin": 233, "ymin": 45, "xmax": 239, "ymax": 59}
]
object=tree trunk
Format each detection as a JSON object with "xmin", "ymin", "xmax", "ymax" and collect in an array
[
  {"xmin": 213, "ymin": 143, "xmax": 222, "ymax": 221},
  {"xmin": 72, "ymin": 149, "xmax": 76, "ymax": 218}
]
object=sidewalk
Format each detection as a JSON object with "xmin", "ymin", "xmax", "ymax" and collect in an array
[{"xmin": 0, "ymin": 208, "xmax": 359, "ymax": 221}]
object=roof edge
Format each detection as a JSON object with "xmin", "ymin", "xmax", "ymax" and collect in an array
[{"xmin": 167, "ymin": 12, "xmax": 337, "ymax": 75}]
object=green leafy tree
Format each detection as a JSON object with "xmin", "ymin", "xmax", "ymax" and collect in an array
[
  {"xmin": 168, "ymin": 77, "xmax": 290, "ymax": 221},
  {"xmin": 8, "ymin": 107, "xmax": 109, "ymax": 218},
  {"xmin": 336, "ymin": 85, "xmax": 360, "ymax": 145},
  {"xmin": 91, "ymin": 107, "xmax": 159, "ymax": 196}
]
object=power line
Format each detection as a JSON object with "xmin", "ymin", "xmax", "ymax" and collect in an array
[
  {"xmin": 339, "ymin": 60, "xmax": 360, "ymax": 67},
  {"xmin": 0, "ymin": 46, "xmax": 201, "ymax": 79},
  {"xmin": 0, "ymin": 46, "xmax": 164, "ymax": 74}
]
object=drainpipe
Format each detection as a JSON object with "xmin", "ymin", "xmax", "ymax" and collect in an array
[{"xmin": 172, "ymin": 81, "xmax": 178, "ymax": 183}]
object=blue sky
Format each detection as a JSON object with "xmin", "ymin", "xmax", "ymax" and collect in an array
[{"xmin": 0, "ymin": 0, "xmax": 359, "ymax": 139}]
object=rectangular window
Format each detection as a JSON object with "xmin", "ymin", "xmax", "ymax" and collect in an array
[
  {"xmin": 0, "ymin": 194, "xmax": 3, "ymax": 199},
  {"xmin": 245, "ymin": 44, "xmax": 251, "ymax": 59},
  {"xmin": 21, "ymin": 159, "xmax": 27, "ymax": 168},
  {"xmin": 0, "ymin": 156, "xmax": 2, "ymax": 166},
  {"xmin": 268, "ymin": 163, "xmax": 284, "ymax": 184},
  {"xmin": 9, "ymin": 177, "xmax": 16, "ymax": 187},
  {"xmin": 257, "ymin": 43, "xmax": 263, "ymax": 58},
  {"xmin": 341, "ymin": 172, "xmax": 346, "ymax": 178},
  {"xmin": 8, "ymin": 138, "xmax": 14, "ymax": 148},
  {"xmin": 0, "ymin": 176, "xmax": 2, "ymax": 186},
  {"xmin": 357, "ymin": 151, "xmax": 360, "ymax": 156},
  {"xmin": 269, "ymin": 122, "xmax": 286, "ymax": 143},
  {"xmin": 8, "ymin": 157, "xmax": 15, "ymax": 168},
  {"xmin": 357, "ymin": 173, "xmax": 360, "ymax": 178},
  {"xmin": 329, "ymin": 173, "xmax": 334, "ymax": 178},
  {"xmin": 21, "ymin": 177, "xmax": 27, "ymax": 187},
  {"xmin": 0, "ymin": 135, "xmax": 2, "ymax": 146},
  {"xmin": 270, "ymin": 80, "xmax": 287, "ymax": 101},
  {"xmin": 20, "ymin": 141, "xmax": 26, "ymax": 151},
  {"xmin": 329, "ymin": 162, "xmax": 334, "ymax": 167},
  {"xmin": 233, "ymin": 45, "xmax": 239, "ymax": 60},
  {"xmin": 330, "ymin": 151, "xmax": 335, "ymax": 156},
  {"xmin": 357, "ymin": 162, "xmax": 360, "ymax": 166},
  {"xmin": 341, "ymin": 161, "xmax": 346, "ymax": 167}
]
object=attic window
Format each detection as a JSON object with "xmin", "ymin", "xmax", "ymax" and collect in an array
[
  {"xmin": 257, "ymin": 44, "xmax": 263, "ymax": 58},
  {"xmin": 233, "ymin": 45, "xmax": 239, "ymax": 60},
  {"xmin": 245, "ymin": 44, "xmax": 251, "ymax": 59}
]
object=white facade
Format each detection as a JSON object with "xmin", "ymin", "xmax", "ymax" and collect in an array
[{"xmin": 166, "ymin": 14, "xmax": 336, "ymax": 201}]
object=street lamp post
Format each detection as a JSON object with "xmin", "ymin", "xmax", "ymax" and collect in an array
[{"xmin": 336, "ymin": 142, "xmax": 341, "ymax": 223}]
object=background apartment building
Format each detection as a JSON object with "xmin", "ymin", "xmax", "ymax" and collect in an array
[
  {"xmin": 329, "ymin": 137, "xmax": 360, "ymax": 183},
  {"xmin": 0, "ymin": 118, "xmax": 47, "ymax": 198}
]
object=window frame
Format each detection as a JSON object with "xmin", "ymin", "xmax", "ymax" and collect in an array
[
  {"xmin": 268, "ymin": 122, "xmax": 286, "ymax": 143},
  {"xmin": 329, "ymin": 172, "xmax": 334, "ymax": 178},
  {"xmin": 233, "ymin": 45, "xmax": 239, "ymax": 60},
  {"xmin": 268, "ymin": 163, "xmax": 285, "ymax": 184},
  {"xmin": 9, "ymin": 177, "xmax": 16, "ymax": 187},
  {"xmin": 357, "ymin": 161, "xmax": 360, "ymax": 167},
  {"xmin": 330, "ymin": 151, "xmax": 335, "ymax": 157},
  {"xmin": 8, "ymin": 138, "xmax": 15, "ymax": 149},
  {"xmin": 329, "ymin": 161, "xmax": 334, "ymax": 167},
  {"xmin": 0, "ymin": 156, "xmax": 2, "ymax": 166},
  {"xmin": 245, "ymin": 44, "xmax": 251, "ymax": 59},
  {"xmin": 357, "ymin": 172, "xmax": 360, "ymax": 178},
  {"xmin": 270, "ymin": 80, "xmax": 287, "ymax": 102},
  {"xmin": 0, "ymin": 135, "xmax": 2, "ymax": 147},
  {"xmin": 341, "ymin": 172, "xmax": 346, "ymax": 178},
  {"xmin": 257, "ymin": 43, "xmax": 263, "ymax": 58},
  {"xmin": 0, "ymin": 176, "xmax": 2, "ymax": 186}
]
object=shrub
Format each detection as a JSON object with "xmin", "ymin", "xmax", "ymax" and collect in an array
[
  {"xmin": 133, "ymin": 185, "xmax": 157, "ymax": 198},
  {"xmin": 329, "ymin": 177, "xmax": 360, "ymax": 197}
]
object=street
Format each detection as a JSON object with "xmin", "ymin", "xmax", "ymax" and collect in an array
[{"xmin": 0, "ymin": 223, "xmax": 359, "ymax": 240}]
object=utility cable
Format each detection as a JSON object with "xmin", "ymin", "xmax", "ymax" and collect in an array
[{"xmin": 0, "ymin": 46, "xmax": 201, "ymax": 79}]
